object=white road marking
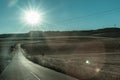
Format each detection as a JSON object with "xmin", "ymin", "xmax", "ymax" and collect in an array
[{"xmin": 31, "ymin": 72, "xmax": 41, "ymax": 80}]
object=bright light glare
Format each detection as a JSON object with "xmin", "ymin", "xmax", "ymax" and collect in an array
[
  {"xmin": 24, "ymin": 10, "xmax": 42, "ymax": 26},
  {"xmin": 86, "ymin": 60, "xmax": 91, "ymax": 65}
]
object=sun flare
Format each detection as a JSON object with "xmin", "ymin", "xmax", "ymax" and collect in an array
[{"xmin": 24, "ymin": 10, "xmax": 42, "ymax": 26}]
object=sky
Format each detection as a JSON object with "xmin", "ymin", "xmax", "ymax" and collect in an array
[{"xmin": 1, "ymin": 0, "xmax": 120, "ymax": 34}]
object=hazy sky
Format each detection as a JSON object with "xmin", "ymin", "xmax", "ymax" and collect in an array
[{"xmin": 1, "ymin": 0, "xmax": 120, "ymax": 33}]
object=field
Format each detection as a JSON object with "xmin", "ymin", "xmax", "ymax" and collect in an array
[
  {"xmin": 0, "ymin": 41, "xmax": 14, "ymax": 74},
  {"xmin": 0, "ymin": 28, "xmax": 120, "ymax": 79},
  {"xmin": 22, "ymin": 36, "xmax": 120, "ymax": 80}
]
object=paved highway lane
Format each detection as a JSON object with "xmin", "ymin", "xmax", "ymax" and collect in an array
[{"xmin": 0, "ymin": 44, "xmax": 78, "ymax": 80}]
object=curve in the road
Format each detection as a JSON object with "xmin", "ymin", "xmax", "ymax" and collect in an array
[{"xmin": 0, "ymin": 44, "xmax": 78, "ymax": 80}]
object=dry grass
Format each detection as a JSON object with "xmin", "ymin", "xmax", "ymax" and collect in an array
[{"xmin": 23, "ymin": 37, "xmax": 120, "ymax": 80}]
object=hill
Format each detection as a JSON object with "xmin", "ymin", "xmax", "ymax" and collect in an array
[{"xmin": 0, "ymin": 27, "xmax": 120, "ymax": 38}]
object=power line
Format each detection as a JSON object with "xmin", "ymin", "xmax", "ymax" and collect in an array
[
  {"xmin": 57, "ymin": 7, "xmax": 120, "ymax": 24},
  {"xmin": 40, "ymin": 7, "xmax": 120, "ymax": 30}
]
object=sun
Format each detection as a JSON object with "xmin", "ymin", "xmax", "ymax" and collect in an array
[{"xmin": 24, "ymin": 10, "xmax": 43, "ymax": 26}]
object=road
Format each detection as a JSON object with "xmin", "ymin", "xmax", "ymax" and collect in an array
[{"xmin": 0, "ymin": 44, "xmax": 78, "ymax": 80}]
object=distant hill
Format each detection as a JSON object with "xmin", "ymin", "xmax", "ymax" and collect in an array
[
  {"xmin": 0, "ymin": 27, "xmax": 120, "ymax": 38},
  {"xmin": 90, "ymin": 27, "xmax": 120, "ymax": 37}
]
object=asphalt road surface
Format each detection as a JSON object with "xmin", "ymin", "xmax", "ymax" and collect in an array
[{"xmin": 0, "ymin": 44, "xmax": 78, "ymax": 80}]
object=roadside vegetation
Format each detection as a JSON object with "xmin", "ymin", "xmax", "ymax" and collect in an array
[
  {"xmin": 0, "ymin": 27, "xmax": 120, "ymax": 79},
  {"xmin": 22, "ymin": 37, "xmax": 120, "ymax": 80},
  {"xmin": 0, "ymin": 42, "xmax": 13, "ymax": 74}
]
